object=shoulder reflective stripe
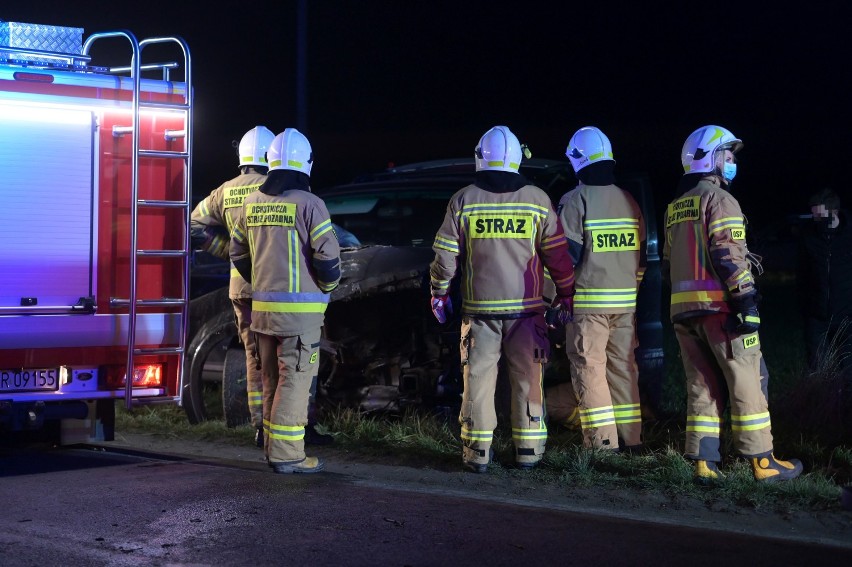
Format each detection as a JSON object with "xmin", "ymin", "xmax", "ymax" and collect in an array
[
  {"xmin": 434, "ymin": 235, "xmax": 459, "ymax": 253},
  {"xmin": 708, "ymin": 220, "xmax": 745, "ymax": 235},
  {"xmin": 199, "ymin": 201, "xmax": 210, "ymax": 216},
  {"xmin": 708, "ymin": 216, "xmax": 744, "ymax": 230},
  {"xmin": 232, "ymin": 226, "xmax": 246, "ymax": 243},
  {"xmin": 311, "ymin": 219, "xmax": 333, "ymax": 241}
]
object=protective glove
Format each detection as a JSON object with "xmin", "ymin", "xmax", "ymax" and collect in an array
[
  {"xmin": 735, "ymin": 305, "xmax": 760, "ymax": 334},
  {"xmin": 431, "ymin": 294, "xmax": 453, "ymax": 324},
  {"xmin": 730, "ymin": 293, "xmax": 760, "ymax": 334},
  {"xmin": 546, "ymin": 295, "xmax": 574, "ymax": 328}
]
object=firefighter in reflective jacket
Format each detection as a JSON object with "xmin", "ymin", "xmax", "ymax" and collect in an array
[
  {"xmin": 191, "ymin": 125, "xmax": 274, "ymax": 443},
  {"xmin": 556, "ymin": 126, "xmax": 646, "ymax": 451},
  {"xmin": 230, "ymin": 128, "xmax": 340, "ymax": 474},
  {"xmin": 663, "ymin": 125, "xmax": 802, "ymax": 483},
  {"xmin": 430, "ymin": 125, "xmax": 576, "ymax": 472}
]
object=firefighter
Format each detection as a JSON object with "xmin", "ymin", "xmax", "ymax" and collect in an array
[
  {"xmin": 190, "ymin": 126, "xmax": 274, "ymax": 446},
  {"xmin": 663, "ymin": 125, "xmax": 802, "ymax": 483},
  {"xmin": 192, "ymin": 126, "xmax": 334, "ymax": 449},
  {"xmin": 230, "ymin": 128, "xmax": 341, "ymax": 474},
  {"xmin": 556, "ymin": 126, "xmax": 645, "ymax": 452},
  {"xmin": 430, "ymin": 125, "xmax": 576, "ymax": 472}
]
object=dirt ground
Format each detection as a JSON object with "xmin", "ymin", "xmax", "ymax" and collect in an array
[{"xmin": 101, "ymin": 430, "xmax": 852, "ymax": 551}]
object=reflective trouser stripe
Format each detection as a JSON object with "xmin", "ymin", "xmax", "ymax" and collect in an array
[
  {"xmin": 731, "ymin": 412, "xmax": 771, "ymax": 431},
  {"xmin": 580, "ymin": 406, "xmax": 616, "ymax": 428},
  {"xmin": 686, "ymin": 416, "xmax": 721, "ymax": 434},
  {"xmin": 613, "ymin": 403, "xmax": 641, "ymax": 424},
  {"xmin": 512, "ymin": 427, "xmax": 548, "ymax": 441},
  {"xmin": 267, "ymin": 423, "xmax": 306, "ymax": 441},
  {"xmin": 461, "ymin": 428, "xmax": 493, "ymax": 442},
  {"xmin": 566, "ymin": 312, "xmax": 642, "ymax": 448},
  {"xmin": 674, "ymin": 313, "xmax": 773, "ymax": 461}
]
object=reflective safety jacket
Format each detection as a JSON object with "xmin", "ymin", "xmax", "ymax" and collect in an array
[
  {"xmin": 663, "ymin": 177, "xmax": 756, "ymax": 322},
  {"xmin": 230, "ymin": 188, "xmax": 341, "ymax": 335},
  {"xmin": 190, "ymin": 171, "xmax": 267, "ymax": 299},
  {"xmin": 557, "ymin": 183, "xmax": 645, "ymax": 314},
  {"xmin": 430, "ymin": 183, "xmax": 575, "ymax": 317}
]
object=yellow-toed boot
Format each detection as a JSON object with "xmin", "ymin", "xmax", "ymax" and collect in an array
[
  {"xmin": 751, "ymin": 453, "xmax": 803, "ymax": 482},
  {"xmin": 693, "ymin": 460, "xmax": 725, "ymax": 485}
]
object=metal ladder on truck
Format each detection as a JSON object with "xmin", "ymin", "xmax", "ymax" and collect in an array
[{"xmin": 83, "ymin": 32, "xmax": 192, "ymax": 410}]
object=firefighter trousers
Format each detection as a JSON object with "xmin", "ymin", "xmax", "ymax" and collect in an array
[
  {"xmin": 256, "ymin": 328, "xmax": 321, "ymax": 463},
  {"xmin": 459, "ymin": 315, "xmax": 549, "ymax": 467},
  {"xmin": 565, "ymin": 313, "xmax": 642, "ymax": 449},
  {"xmin": 674, "ymin": 313, "xmax": 773, "ymax": 461},
  {"xmin": 232, "ymin": 298, "xmax": 263, "ymax": 428}
]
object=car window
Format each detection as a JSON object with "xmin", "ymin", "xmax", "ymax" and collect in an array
[{"xmin": 326, "ymin": 191, "xmax": 453, "ymax": 247}]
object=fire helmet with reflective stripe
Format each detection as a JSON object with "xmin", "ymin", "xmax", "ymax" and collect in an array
[
  {"xmin": 681, "ymin": 125, "xmax": 743, "ymax": 174},
  {"xmin": 475, "ymin": 125, "xmax": 524, "ymax": 173},
  {"xmin": 237, "ymin": 125, "xmax": 275, "ymax": 168},
  {"xmin": 566, "ymin": 126, "xmax": 615, "ymax": 173},
  {"xmin": 268, "ymin": 128, "xmax": 313, "ymax": 176}
]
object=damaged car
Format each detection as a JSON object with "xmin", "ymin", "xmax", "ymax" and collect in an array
[{"xmin": 182, "ymin": 158, "xmax": 664, "ymax": 427}]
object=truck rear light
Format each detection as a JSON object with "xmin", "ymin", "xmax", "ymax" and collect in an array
[
  {"xmin": 103, "ymin": 364, "xmax": 163, "ymax": 389},
  {"xmin": 13, "ymin": 71, "xmax": 55, "ymax": 83}
]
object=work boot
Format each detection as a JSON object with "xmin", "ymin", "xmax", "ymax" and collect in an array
[
  {"xmin": 463, "ymin": 448, "xmax": 494, "ymax": 474},
  {"xmin": 254, "ymin": 426, "xmax": 264, "ymax": 448},
  {"xmin": 305, "ymin": 424, "xmax": 335, "ymax": 446},
  {"xmin": 693, "ymin": 460, "xmax": 725, "ymax": 485},
  {"xmin": 516, "ymin": 460, "xmax": 539, "ymax": 471},
  {"xmin": 751, "ymin": 453, "xmax": 803, "ymax": 482},
  {"xmin": 270, "ymin": 456, "xmax": 325, "ymax": 474}
]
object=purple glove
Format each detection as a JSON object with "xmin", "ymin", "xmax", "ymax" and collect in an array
[
  {"xmin": 431, "ymin": 295, "xmax": 453, "ymax": 324},
  {"xmin": 546, "ymin": 295, "xmax": 574, "ymax": 328}
]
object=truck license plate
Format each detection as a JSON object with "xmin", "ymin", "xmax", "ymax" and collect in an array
[{"xmin": 0, "ymin": 369, "xmax": 59, "ymax": 392}]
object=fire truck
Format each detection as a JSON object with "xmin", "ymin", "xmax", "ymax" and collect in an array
[{"xmin": 0, "ymin": 20, "xmax": 192, "ymax": 443}]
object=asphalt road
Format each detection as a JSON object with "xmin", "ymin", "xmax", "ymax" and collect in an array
[{"xmin": 1, "ymin": 441, "xmax": 851, "ymax": 567}]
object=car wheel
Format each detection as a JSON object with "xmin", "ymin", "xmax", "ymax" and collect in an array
[{"xmin": 182, "ymin": 309, "xmax": 237, "ymax": 424}]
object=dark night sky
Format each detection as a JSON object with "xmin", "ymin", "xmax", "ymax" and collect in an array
[{"xmin": 4, "ymin": 2, "xmax": 851, "ymax": 226}]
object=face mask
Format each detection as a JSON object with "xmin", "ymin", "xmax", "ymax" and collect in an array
[{"xmin": 723, "ymin": 162, "xmax": 737, "ymax": 182}]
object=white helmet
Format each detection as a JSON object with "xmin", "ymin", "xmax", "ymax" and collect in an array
[
  {"xmin": 475, "ymin": 125, "xmax": 524, "ymax": 173},
  {"xmin": 268, "ymin": 128, "xmax": 313, "ymax": 176},
  {"xmin": 566, "ymin": 126, "xmax": 614, "ymax": 173},
  {"xmin": 237, "ymin": 125, "xmax": 275, "ymax": 168},
  {"xmin": 681, "ymin": 125, "xmax": 743, "ymax": 174}
]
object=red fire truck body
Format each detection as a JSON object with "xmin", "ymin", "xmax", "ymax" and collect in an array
[{"xmin": 0, "ymin": 21, "xmax": 191, "ymax": 443}]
